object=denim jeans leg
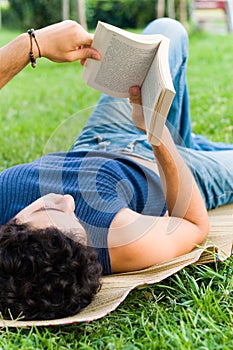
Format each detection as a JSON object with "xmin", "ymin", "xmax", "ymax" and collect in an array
[
  {"xmin": 72, "ymin": 94, "xmax": 148, "ymax": 153},
  {"xmin": 179, "ymin": 146, "xmax": 233, "ymax": 209},
  {"xmin": 142, "ymin": 18, "xmax": 194, "ymax": 148},
  {"xmin": 73, "ymin": 18, "xmax": 233, "ymax": 155},
  {"xmin": 143, "ymin": 18, "xmax": 233, "ymax": 151}
]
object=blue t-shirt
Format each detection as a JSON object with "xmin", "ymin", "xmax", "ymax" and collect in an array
[{"xmin": 0, "ymin": 150, "xmax": 166, "ymax": 274}]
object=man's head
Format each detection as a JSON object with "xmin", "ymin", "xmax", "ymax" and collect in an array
[
  {"xmin": 15, "ymin": 193, "xmax": 86, "ymax": 237},
  {"xmin": 0, "ymin": 193, "xmax": 102, "ymax": 320}
]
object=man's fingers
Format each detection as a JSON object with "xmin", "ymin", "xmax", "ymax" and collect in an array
[
  {"xmin": 69, "ymin": 47, "xmax": 101, "ymax": 62},
  {"xmin": 129, "ymin": 86, "xmax": 146, "ymax": 133},
  {"xmin": 129, "ymin": 86, "xmax": 142, "ymax": 105},
  {"xmin": 80, "ymin": 58, "xmax": 86, "ymax": 66},
  {"xmin": 79, "ymin": 47, "xmax": 101, "ymax": 60}
]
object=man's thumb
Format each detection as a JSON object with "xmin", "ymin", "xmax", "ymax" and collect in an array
[{"xmin": 77, "ymin": 47, "xmax": 101, "ymax": 61}]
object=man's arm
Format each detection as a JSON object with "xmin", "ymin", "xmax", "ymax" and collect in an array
[
  {"xmin": 108, "ymin": 86, "xmax": 210, "ymax": 273},
  {"xmin": 0, "ymin": 20, "xmax": 101, "ymax": 89}
]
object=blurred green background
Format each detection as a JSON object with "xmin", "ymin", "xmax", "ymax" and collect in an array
[{"xmin": 1, "ymin": 0, "xmax": 192, "ymax": 30}]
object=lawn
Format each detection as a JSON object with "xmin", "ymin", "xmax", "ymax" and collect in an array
[{"xmin": 0, "ymin": 27, "xmax": 233, "ymax": 349}]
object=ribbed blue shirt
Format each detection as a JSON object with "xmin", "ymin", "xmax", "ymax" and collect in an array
[{"xmin": 0, "ymin": 151, "xmax": 166, "ymax": 274}]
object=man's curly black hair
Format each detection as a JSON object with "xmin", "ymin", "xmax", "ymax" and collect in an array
[{"xmin": 0, "ymin": 219, "xmax": 102, "ymax": 321}]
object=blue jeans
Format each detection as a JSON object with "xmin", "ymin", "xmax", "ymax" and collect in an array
[{"xmin": 72, "ymin": 18, "xmax": 233, "ymax": 210}]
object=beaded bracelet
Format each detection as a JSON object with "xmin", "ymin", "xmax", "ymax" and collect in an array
[{"xmin": 27, "ymin": 28, "xmax": 41, "ymax": 68}]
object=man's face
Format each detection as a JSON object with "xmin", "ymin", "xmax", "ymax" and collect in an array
[{"xmin": 15, "ymin": 193, "xmax": 87, "ymax": 243}]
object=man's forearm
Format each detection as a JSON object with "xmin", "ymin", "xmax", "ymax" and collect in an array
[
  {"xmin": 0, "ymin": 21, "xmax": 101, "ymax": 90},
  {"xmin": 152, "ymin": 127, "xmax": 209, "ymax": 232},
  {"xmin": 0, "ymin": 33, "xmax": 34, "ymax": 89}
]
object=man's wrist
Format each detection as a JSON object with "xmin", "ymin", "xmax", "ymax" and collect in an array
[
  {"xmin": 27, "ymin": 29, "xmax": 42, "ymax": 67},
  {"xmin": 34, "ymin": 30, "xmax": 44, "ymax": 59}
]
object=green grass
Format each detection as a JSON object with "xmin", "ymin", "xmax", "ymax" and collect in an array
[
  {"xmin": 187, "ymin": 31, "xmax": 233, "ymax": 144},
  {"xmin": 0, "ymin": 28, "xmax": 233, "ymax": 349}
]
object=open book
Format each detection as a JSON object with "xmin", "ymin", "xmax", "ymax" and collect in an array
[{"xmin": 83, "ymin": 21, "xmax": 175, "ymax": 145}]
